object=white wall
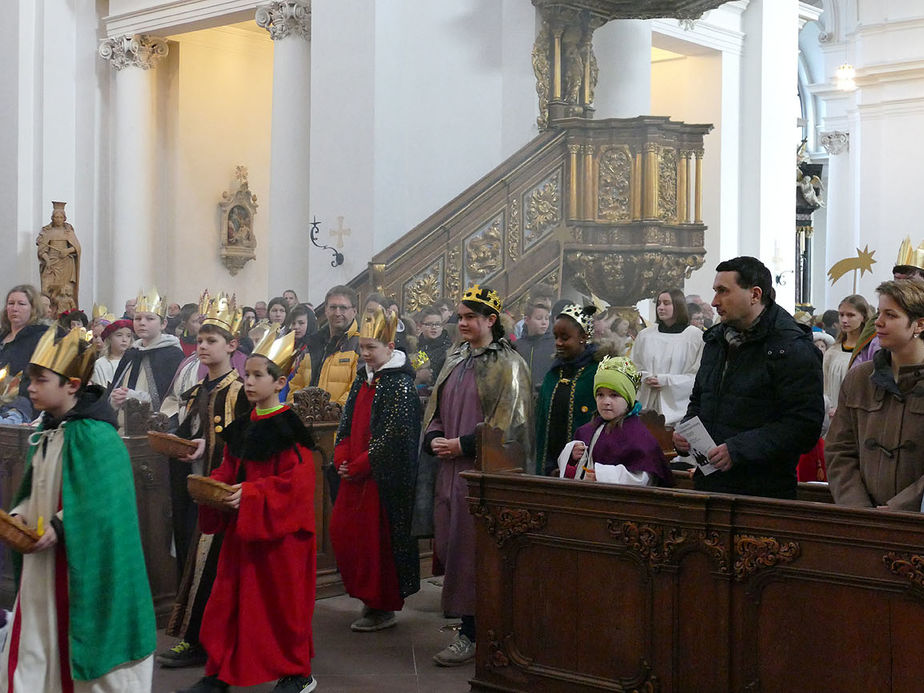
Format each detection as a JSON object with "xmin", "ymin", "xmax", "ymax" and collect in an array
[
  {"xmin": 0, "ymin": 0, "xmax": 107, "ymax": 305},
  {"xmin": 163, "ymin": 25, "xmax": 274, "ymax": 307},
  {"xmin": 308, "ymin": 0, "xmax": 538, "ymax": 303},
  {"xmin": 651, "ymin": 52, "xmax": 724, "ymax": 301}
]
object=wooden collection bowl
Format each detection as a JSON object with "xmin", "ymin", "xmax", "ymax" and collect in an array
[
  {"xmin": 0, "ymin": 509, "xmax": 40, "ymax": 553},
  {"xmin": 187, "ymin": 475, "xmax": 235, "ymax": 511},
  {"xmin": 147, "ymin": 431, "xmax": 199, "ymax": 458}
]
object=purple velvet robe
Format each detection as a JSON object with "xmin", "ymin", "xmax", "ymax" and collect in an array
[
  {"xmin": 427, "ymin": 363, "xmax": 483, "ymax": 616},
  {"xmin": 573, "ymin": 415, "xmax": 674, "ymax": 487}
]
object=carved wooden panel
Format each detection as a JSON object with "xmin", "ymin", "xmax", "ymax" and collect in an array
[
  {"xmin": 465, "ymin": 468, "xmax": 924, "ymax": 692},
  {"xmin": 463, "ymin": 213, "xmax": 506, "ymax": 287},
  {"xmin": 522, "ymin": 170, "xmax": 562, "ymax": 251},
  {"xmin": 402, "ymin": 258, "xmax": 445, "ymax": 313},
  {"xmin": 597, "ymin": 145, "xmax": 632, "ymax": 221}
]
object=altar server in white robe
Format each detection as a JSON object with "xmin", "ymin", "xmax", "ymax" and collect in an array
[{"xmin": 632, "ymin": 289, "xmax": 704, "ymax": 425}]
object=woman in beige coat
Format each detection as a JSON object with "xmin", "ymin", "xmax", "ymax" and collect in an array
[{"xmin": 826, "ymin": 279, "xmax": 924, "ymax": 511}]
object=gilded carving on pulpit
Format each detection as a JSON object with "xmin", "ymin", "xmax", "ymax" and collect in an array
[
  {"xmin": 218, "ymin": 165, "xmax": 258, "ymax": 275},
  {"xmin": 403, "ymin": 260, "xmax": 444, "ymax": 313},
  {"xmin": 464, "ymin": 215, "xmax": 504, "ymax": 283},
  {"xmin": 659, "ymin": 148, "xmax": 678, "ymax": 222},
  {"xmin": 524, "ymin": 173, "xmax": 561, "ymax": 246},
  {"xmin": 531, "ymin": 23, "xmax": 552, "ymax": 130},
  {"xmin": 37, "ymin": 201, "xmax": 81, "ymax": 313},
  {"xmin": 597, "ymin": 146, "xmax": 632, "ymax": 221}
]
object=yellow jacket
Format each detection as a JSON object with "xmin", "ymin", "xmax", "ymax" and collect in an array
[{"xmin": 288, "ymin": 322, "xmax": 359, "ymax": 406}]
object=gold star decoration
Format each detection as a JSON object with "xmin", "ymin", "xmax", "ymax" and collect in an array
[{"xmin": 827, "ymin": 245, "xmax": 876, "ymax": 285}]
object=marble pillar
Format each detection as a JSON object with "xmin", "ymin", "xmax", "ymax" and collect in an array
[
  {"xmin": 592, "ymin": 20, "xmax": 652, "ymax": 118},
  {"xmin": 99, "ymin": 34, "xmax": 167, "ymax": 305},
  {"xmin": 820, "ymin": 131, "xmax": 853, "ymax": 301},
  {"xmin": 256, "ymin": 1, "xmax": 311, "ymax": 297}
]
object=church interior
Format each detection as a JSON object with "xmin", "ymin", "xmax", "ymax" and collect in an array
[{"xmin": 3, "ymin": 0, "xmax": 924, "ymax": 692}]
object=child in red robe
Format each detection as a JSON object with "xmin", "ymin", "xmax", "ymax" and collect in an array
[
  {"xmin": 177, "ymin": 330, "xmax": 317, "ymax": 693},
  {"xmin": 330, "ymin": 307, "xmax": 421, "ymax": 632}
]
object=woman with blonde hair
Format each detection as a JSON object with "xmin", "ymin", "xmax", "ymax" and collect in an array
[
  {"xmin": 823, "ymin": 294, "xmax": 872, "ymax": 413},
  {"xmin": 0, "ymin": 284, "xmax": 47, "ymax": 423},
  {"xmin": 827, "ymin": 280, "xmax": 924, "ymax": 510}
]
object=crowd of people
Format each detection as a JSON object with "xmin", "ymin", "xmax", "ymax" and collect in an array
[{"xmin": 0, "ymin": 247, "xmax": 923, "ymax": 691}]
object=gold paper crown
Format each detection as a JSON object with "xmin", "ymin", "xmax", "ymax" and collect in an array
[
  {"xmin": 359, "ymin": 307, "xmax": 398, "ymax": 344},
  {"xmin": 461, "ymin": 284, "xmax": 502, "ymax": 313},
  {"xmin": 198, "ymin": 290, "xmax": 243, "ymax": 335},
  {"xmin": 410, "ymin": 350, "xmax": 430, "ymax": 370},
  {"xmin": 135, "ymin": 287, "xmax": 167, "ymax": 318},
  {"xmin": 92, "ymin": 303, "xmax": 116, "ymax": 323},
  {"xmin": 894, "ymin": 237, "xmax": 924, "ymax": 272},
  {"xmin": 251, "ymin": 327, "xmax": 297, "ymax": 373},
  {"xmin": 596, "ymin": 355, "xmax": 642, "ymax": 391},
  {"xmin": 29, "ymin": 326, "xmax": 97, "ymax": 383},
  {"xmin": 0, "ymin": 367, "xmax": 23, "ymax": 404}
]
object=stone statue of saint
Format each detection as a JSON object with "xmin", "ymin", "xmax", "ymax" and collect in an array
[{"xmin": 37, "ymin": 201, "xmax": 81, "ymax": 313}]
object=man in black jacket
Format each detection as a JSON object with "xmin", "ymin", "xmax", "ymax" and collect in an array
[{"xmin": 673, "ymin": 256, "xmax": 824, "ymax": 499}]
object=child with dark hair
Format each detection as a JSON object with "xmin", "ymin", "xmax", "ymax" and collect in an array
[
  {"xmin": 422, "ymin": 285, "xmax": 533, "ymax": 667},
  {"xmin": 158, "ymin": 295, "xmax": 251, "ymax": 670},
  {"xmin": 518, "ymin": 301, "xmax": 556, "ymax": 393},
  {"xmin": 178, "ymin": 329, "xmax": 317, "ymax": 693},
  {"xmin": 0, "ymin": 327, "xmax": 156, "ymax": 690}
]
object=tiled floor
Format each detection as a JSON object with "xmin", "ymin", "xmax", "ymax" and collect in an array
[{"xmin": 154, "ymin": 579, "xmax": 473, "ymax": 692}]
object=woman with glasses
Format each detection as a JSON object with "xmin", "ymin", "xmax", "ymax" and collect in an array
[{"xmin": 827, "ymin": 280, "xmax": 924, "ymax": 510}]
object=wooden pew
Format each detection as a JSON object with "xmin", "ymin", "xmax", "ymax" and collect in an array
[
  {"xmin": 0, "ymin": 423, "xmax": 176, "ymax": 626},
  {"xmin": 463, "ymin": 436, "xmax": 924, "ymax": 692}
]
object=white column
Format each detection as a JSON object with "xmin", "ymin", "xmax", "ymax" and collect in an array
[
  {"xmin": 593, "ymin": 20, "xmax": 651, "ymax": 118},
  {"xmin": 738, "ymin": 0, "xmax": 799, "ymax": 309},
  {"xmin": 819, "ymin": 131, "xmax": 851, "ymax": 305},
  {"xmin": 257, "ymin": 1, "xmax": 311, "ymax": 296},
  {"xmin": 99, "ymin": 34, "xmax": 167, "ymax": 305}
]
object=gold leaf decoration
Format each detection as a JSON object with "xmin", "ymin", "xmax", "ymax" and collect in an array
[
  {"xmin": 597, "ymin": 146, "xmax": 632, "ymax": 221},
  {"xmin": 403, "ymin": 262, "xmax": 443, "ymax": 312},
  {"xmin": 524, "ymin": 174, "xmax": 561, "ymax": 245},
  {"xmin": 658, "ymin": 148, "xmax": 678, "ymax": 222},
  {"xmin": 465, "ymin": 216, "xmax": 504, "ymax": 282}
]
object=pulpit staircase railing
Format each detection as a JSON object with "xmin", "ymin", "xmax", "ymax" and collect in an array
[{"xmin": 348, "ymin": 116, "xmax": 712, "ymax": 314}]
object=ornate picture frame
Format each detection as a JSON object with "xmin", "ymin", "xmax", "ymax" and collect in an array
[{"xmin": 219, "ymin": 165, "xmax": 258, "ymax": 275}]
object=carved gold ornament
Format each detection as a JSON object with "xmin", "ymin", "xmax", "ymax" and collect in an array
[
  {"xmin": 506, "ymin": 195, "xmax": 522, "ymax": 261},
  {"xmin": 524, "ymin": 174, "xmax": 561, "ymax": 244},
  {"xmin": 532, "ymin": 22, "xmax": 552, "ymax": 130},
  {"xmin": 597, "ymin": 146, "xmax": 632, "ymax": 221},
  {"xmin": 446, "ymin": 244, "xmax": 462, "ymax": 301},
  {"xmin": 292, "ymin": 386, "xmax": 342, "ymax": 423},
  {"xmin": 733, "ymin": 534, "xmax": 800, "ymax": 581},
  {"xmin": 403, "ymin": 261, "xmax": 443, "ymax": 313},
  {"xmin": 464, "ymin": 216, "xmax": 504, "ymax": 282},
  {"xmin": 658, "ymin": 148, "xmax": 678, "ymax": 222}
]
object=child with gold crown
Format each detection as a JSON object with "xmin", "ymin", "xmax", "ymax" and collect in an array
[
  {"xmin": 558, "ymin": 356, "xmax": 674, "ymax": 486},
  {"xmin": 0, "ymin": 326, "xmax": 156, "ymax": 691},
  {"xmin": 177, "ymin": 328, "xmax": 317, "ymax": 693}
]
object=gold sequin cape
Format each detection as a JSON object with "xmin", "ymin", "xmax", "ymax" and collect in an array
[{"xmin": 423, "ymin": 338, "xmax": 534, "ymax": 465}]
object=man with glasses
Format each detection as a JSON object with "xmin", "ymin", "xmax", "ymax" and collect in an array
[{"xmin": 303, "ymin": 285, "xmax": 360, "ymax": 406}]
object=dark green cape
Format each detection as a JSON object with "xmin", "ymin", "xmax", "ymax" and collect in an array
[{"xmin": 13, "ymin": 417, "xmax": 156, "ymax": 680}]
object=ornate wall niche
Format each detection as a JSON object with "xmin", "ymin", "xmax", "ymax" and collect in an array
[{"xmin": 219, "ymin": 165, "xmax": 258, "ymax": 275}]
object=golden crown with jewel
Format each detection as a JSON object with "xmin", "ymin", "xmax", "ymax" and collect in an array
[
  {"xmin": 135, "ymin": 287, "xmax": 167, "ymax": 318},
  {"xmin": 359, "ymin": 306, "xmax": 398, "ymax": 344},
  {"xmin": 199, "ymin": 290, "xmax": 243, "ymax": 335},
  {"xmin": 251, "ymin": 327, "xmax": 297, "ymax": 373},
  {"xmin": 29, "ymin": 326, "xmax": 97, "ymax": 383},
  {"xmin": 895, "ymin": 237, "xmax": 924, "ymax": 272},
  {"xmin": 596, "ymin": 355, "xmax": 642, "ymax": 391},
  {"xmin": 462, "ymin": 284, "xmax": 502, "ymax": 313}
]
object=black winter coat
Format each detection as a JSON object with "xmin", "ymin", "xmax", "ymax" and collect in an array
[{"xmin": 687, "ymin": 302, "xmax": 824, "ymax": 499}]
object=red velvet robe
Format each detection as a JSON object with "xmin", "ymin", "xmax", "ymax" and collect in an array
[
  {"xmin": 330, "ymin": 380, "xmax": 403, "ymax": 611},
  {"xmin": 198, "ymin": 407, "xmax": 316, "ymax": 686}
]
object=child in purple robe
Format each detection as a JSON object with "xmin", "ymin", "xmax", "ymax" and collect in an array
[{"xmin": 558, "ymin": 356, "xmax": 674, "ymax": 487}]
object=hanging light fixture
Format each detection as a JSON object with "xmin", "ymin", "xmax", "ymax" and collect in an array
[{"xmin": 835, "ymin": 64, "xmax": 856, "ymax": 92}]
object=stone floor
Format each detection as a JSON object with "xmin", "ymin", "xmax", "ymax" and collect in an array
[{"xmin": 154, "ymin": 579, "xmax": 473, "ymax": 692}]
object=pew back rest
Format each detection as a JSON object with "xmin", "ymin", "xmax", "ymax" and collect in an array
[{"xmin": 475, "ymin": 423, "xmax": 525, "ymax": 474}]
